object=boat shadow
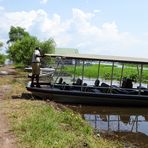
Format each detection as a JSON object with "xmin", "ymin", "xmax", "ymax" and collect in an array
[{"xmin": 11, "ymin": 93, "xmax": 45, "ymax": 100}]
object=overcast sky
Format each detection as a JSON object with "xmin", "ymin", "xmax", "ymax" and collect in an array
[{"xmin": 0, "ymin": 0, "xmax": 148, "ymax": 58}]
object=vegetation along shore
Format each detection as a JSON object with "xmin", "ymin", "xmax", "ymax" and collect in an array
[{"xmin": 0, "ymin": 65, "xmax": 128, "ymax": 147}]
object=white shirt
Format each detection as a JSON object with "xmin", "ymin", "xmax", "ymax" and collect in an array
[{"xmin": 32, "ymin": 49, "xmax": 41, "ymax": 63}]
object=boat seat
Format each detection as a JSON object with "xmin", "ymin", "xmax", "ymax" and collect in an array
[
  {"xmin": 94, "ymin": 79, "xmax": 100, "ymax": 87},
  {"xmin": 73, "ymin": 78, "xmax": 82, "ymax": 85},
  {"xmin": 71, "ymin": 82, "xmax": 88, "ymax": 91},
  {"xmin": 112, "ymin": 87, "xmax": 130, "ymax": 94},
  {"xmin": 58, "ymin": 77, "xmax": 63, "ymax": 84},
  {"xmin": 89, "ymin": 88, "xmax": 101, "ymax": 93},
  {"xmin": 122, "ymin": 78, "xmax": 133, "ymax": 88},
  {"xmin": 141, "ymin": 90, "xmax": 148, "ymax": 95},
  {"xmin": 137, "ymin": 86, "xmax": 147, "ymax": 89},
  {"xmin": 111, "ymin": 86, "xmax": 139, "ymax": 95},
  {"xmin": 60, "ymin": 82, "xmax": 70, "ymax": 90},
  {"xmin": 101, "ymin": 83, "xmax": 109, "ymax": 87},
  {"xmin": 100, "ymin": 83, "xmax": 110, "ymax": 93},
  {"xmin": 127, "ymin": 90, "xmax": 138, "ymax": 95},
  {"xmin": 82, "ymin": 83, "xmax": 88, "ymax": 91}
]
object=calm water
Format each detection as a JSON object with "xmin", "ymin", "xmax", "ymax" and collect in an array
[
  {"xmin": 59, "ymin": 77, "xmax": 148, "ymax": 146},
  {"xmin": 67, "ymin": 105, "xmax": 148, "ymax": 147}
]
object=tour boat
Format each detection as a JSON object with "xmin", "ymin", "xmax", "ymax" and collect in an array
[{"xmin": 26, "ymin": 53, "xmax": 148, "ymax": 106}]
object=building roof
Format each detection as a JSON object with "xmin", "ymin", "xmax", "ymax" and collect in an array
[{"xmin": 55, "ymin": 48, "xmax": 79, "ymax": 54}]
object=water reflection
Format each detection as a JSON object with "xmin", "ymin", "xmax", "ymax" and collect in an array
[
  {"xmin": 68, "ymin": 105, "xmax": 148, "ymax": 147},
  {"xmin": 84, "ymin": 114, "xmax": 148, "ymax": 135}
]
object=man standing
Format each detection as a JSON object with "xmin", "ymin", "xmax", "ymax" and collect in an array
[{"xmin": 31, "ymin": 47, "xmax": 44, "ymax": 87}]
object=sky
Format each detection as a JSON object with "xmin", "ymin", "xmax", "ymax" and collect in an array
[{"xmin": 0, "ymin": 0, "xmax": 148, "ymax": 58}]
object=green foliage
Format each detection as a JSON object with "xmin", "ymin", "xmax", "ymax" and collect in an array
[
  {"xmin": 7, "ymin": 26, "xmax": 55, "ymax": 66},
  {"xmin": 0, "ymin": 42, "xmax": 6, "ymax": 65},
  {"xmin": 8, "ymin": 100, "xmax": 123, "ymax": 148},
  {"xmin": 0, "ymin": 41, "xmax": 3, "ymax": 47},
  {"xmin": 39, "ymin": 39, "xmax": 56, "ymax": 67},
  {"xmin": 1, "ymin": 71, "xmax": 123, "ymax": 148},
  {"xmin": 7, "ymin": 26, "xmax": 29, "ymax": 43},
  {"xmin": 10, "ymin": 102, "xmax": 93, "ymax": 147},
  {"xmin": 0, "ymin": 54, "xmax": 6, "ymax": 65},
  {"xmin": 40, "ymin": 38, "xmax": 55, "ymax": 54},
  {"xmin": 7, "ymin": 35, "xmax": 38, "ymax": 65}
]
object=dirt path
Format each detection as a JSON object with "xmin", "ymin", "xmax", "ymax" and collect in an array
[{"xmin": 0, "ymin": 67, "xmax": 18, "ymax": 148}]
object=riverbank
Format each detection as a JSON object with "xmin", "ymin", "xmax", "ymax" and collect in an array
[{"xmin": 0, "ymin": 65, "xmax": 125, "ymax": 147}]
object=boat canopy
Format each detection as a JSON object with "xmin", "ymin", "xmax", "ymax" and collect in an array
[{"xmin": 45, "ymin": 53, "xmax": 148, "ymax": 64}]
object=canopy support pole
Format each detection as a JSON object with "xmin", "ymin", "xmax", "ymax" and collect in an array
[
  {"xmin": 138, "ymin": 64, "xmax": 143, "ymax": 95},
  {"xmin": 120, "ymin": 63, "xmax": 124, "ymax": 87},
  {"xmin": 81, "ymin": 60, "xmax": 85, "ymax": 91},
  {"xmin": 73, "ymin": 59, "xmax": 77, "ymax": 83},
  {"xmin": 110, "ymin": 62, "xmax": 114, "ymax": 93},
  {"xmin": 97, "ymin": 61, "xmax": 101, "ymax": 80}
]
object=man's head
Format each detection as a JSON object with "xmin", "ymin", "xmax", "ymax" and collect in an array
[{"xmin": 35, "ymin": 47, "xmax": 41, "ymax": 52}]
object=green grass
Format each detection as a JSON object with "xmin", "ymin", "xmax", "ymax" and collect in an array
[
  {"xmin": 9, "ymin": 101, "xmax": 92, "ymax": 147},
  {"xmin": 0, "ymin": 66, "xmax": 124, "ymax": 148},
  {"xmin": 64, "ymin": 64, "xmax": 148, "ymax": 82},
  {"xmin": 6, "ymin": 100, "xmax": 123, "ymax": 148}
]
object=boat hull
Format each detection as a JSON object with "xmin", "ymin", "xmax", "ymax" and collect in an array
[{"xmin": 26, "ymin": 86, "xmax": 148, "ymax": 107}]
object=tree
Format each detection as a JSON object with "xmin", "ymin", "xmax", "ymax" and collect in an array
[
  {"xmin": 40, "ymin": 38, "xmax": 55, "ymax": 54},
  {"xmin": 0, "ymin": 41, "xmax": 6, "ymax": 65},
  {"xmin": 39, "ymin": 39, "xmax": 56, "ymax": 67},
  {"xmin": 7, "ymin": 26, "xmax": 56, "ymax": 66},
  {"xmin": 7, "ymin": 26, "xmax": 29, "ymax": 44},
  {"xmin": 0, "ymin": 54, "xmax": 6, "ymax": 65},
  {"xmin": 0, "ymin": 41, "xmax": 3, "ymax": 47},
  {"xmin": 8, "ymin": 35, "xmax": 39, "ymax": 65}
]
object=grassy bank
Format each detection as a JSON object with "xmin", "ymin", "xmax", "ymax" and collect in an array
[
  {"xmin": 6, "ymin": 100, "xmax": 123, "ymax": 148},
  {"xmin": 0, "ymin": 66, "xmax": 124, "ymax": 147}
]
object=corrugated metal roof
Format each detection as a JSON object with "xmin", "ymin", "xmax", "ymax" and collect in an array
[
  {"xmin": 55, "ymin": 48, "xmax": 79, "ymax": 54},
  {"xmin": 45, "ymin": 53, "xmax": 148, "ymax": 64}
]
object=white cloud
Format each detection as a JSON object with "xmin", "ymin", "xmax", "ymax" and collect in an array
[
  {"xmin": 40, "ymin": 0, "xmax": 48, "ymax": 4},
  {"xmin": 0, "ymin": 9, "xmax": 48, "ymax": 41},
  {"xmin": 0, "ymin": 6, "xmax": 4, "ymax": 10},
  {"xmin": 93, "ymin": 9, "xmax": 101, "ymax": 13},
  {"xmin": 0, "ymin": 8, "xmax": 148, "ymax": 58}
]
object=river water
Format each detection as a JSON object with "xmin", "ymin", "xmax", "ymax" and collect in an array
[
  {"xmin": 58, "ymin": 77, "xmax": 148, "ymax": 147},
  {"xmin": 67, "ymin": 105, "xmax": 148, "ymax": 147}
]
